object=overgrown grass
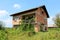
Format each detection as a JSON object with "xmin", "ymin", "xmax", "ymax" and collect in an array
[
  {"xmin": 0, "ymin": 30, "xmax": 7, "ymax": 40},
  {"xmin": 5, "ymin": 28, "xmax": 60, "ymax": 40},
  {"xmin": 0, "ymin": 27, "xmax": 60, "ymax": 40}
]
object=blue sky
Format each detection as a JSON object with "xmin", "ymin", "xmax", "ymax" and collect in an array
[{"xmin": 0, "ymin": 0, "xmax": 60, "ymax": 27}]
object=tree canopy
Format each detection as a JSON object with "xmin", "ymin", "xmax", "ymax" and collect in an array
[
  {"xmin": 53, "ymin": 13, "xmax": 60, "ymax": 27},
  {"xmin": 0, "ymin": 21, "xmax": 5, "ymax": 30}
]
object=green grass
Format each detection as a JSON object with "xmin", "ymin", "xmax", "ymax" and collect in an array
[{"xmin": 6, "ymin": 28, "xmax": 60, "ymax": 40}]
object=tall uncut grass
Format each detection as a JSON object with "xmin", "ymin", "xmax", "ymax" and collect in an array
[{"xmin": 5, "ymin": 28, "xmax": 60, "ymax": 40}]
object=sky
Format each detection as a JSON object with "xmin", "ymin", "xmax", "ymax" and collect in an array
[{"xmin": 0, "ymin": 0, "xmax": 60, "ymax": 27}]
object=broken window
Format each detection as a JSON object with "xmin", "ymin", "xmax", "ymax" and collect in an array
[{"xmin": 13, "ymin": 16, "xmax": 19, "ymax": 22}]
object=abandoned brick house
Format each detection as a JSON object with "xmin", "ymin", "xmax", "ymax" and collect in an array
[{"xmin": 10, "ymin": 5, "xmax": 49, "ymax": 32}]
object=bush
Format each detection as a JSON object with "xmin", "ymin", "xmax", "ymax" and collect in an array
[{"xmin": 0, "ymin": 30, "xmax": 7, "ymax": 40}]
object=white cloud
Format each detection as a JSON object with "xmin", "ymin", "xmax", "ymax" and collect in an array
[
  {"xmin": 13, "ymin": 4, "xmax": 21, "ymax": 9},
  {"xmin": 0, "ymin": 10, "xmax": 12, "ymax": 27},
  {"xmin": 0, "ymin": 10, "xmax": 8, "ymax": 17},
  {"xmin": 0, "ymin": 10, "xmax": 9, "ymax": 20},
  {"xmin": 48, "ymin": 16, "xmax": 54, "ymax": 27},
  {"xmin": 0, "ymin": 17, "xmax": 13, "ymax": 28},
  {"xmin": 4, "ymin": 18, "xmax": 12, "ymax": 27}
]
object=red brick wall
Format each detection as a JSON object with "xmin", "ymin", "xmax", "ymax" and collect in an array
[
  {"xmin": 34, "ymin": 8, "xmax": 47, "ymax": 32},
  {"xmin": 36, "ymin": 8, "xmax": 47, "ymax": 24}
]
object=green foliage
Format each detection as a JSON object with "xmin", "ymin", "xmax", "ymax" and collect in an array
[
  {"xmin": 54, "ymin": 14, "xmax": 60, "ymax": 27},
  {"xmin": 0, "ymin": 30, "xmax": 7, "ymax": 40},
  {"xmin": 19, "ymin": 17, "xmax": 34, "ymax": 32}
]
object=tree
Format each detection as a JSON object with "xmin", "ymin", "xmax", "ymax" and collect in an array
[
  {"xmin": 0, "ymin": 21, "xmax": 5, "ymax": 30},
  {"xmin": 53, "ymin": 13, "xmax": 60, "ymax": 27}
]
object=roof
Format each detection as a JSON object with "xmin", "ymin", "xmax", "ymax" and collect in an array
[{"xmin": 10, "ymin": 5, "xmax": 49, "ymax": 18}]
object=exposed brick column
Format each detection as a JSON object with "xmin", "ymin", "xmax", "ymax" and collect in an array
[{"xmin": 34, "ymin": 22, "xmax": 40, "ymax": 32}]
